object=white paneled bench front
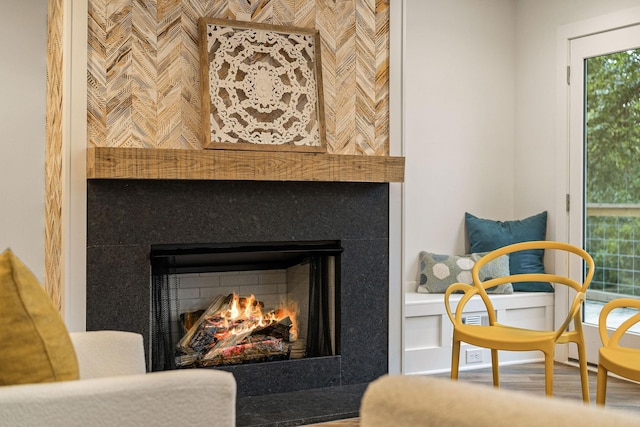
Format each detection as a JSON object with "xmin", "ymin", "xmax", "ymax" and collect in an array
[{"xmin": 403, "ymin": 291, "xmax": 555, "ymax": 375}]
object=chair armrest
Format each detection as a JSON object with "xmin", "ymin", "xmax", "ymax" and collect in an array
[
  {"xmin": 444, "ymin": 283, "xmax": 475, "ymax": 325},
  {"xmin": 0, "ymin": 369, "xmax": 236, "ymax": 427},
  {"xmin": 70, "ymin": 331, "xmax": 147, "ymax": 378},
  {"xmin": 361, "ymin": 375, "xmax": 639, "ymax": 427}
]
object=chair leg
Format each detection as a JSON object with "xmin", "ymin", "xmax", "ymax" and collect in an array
[
  {"xmin": 491, "ymin": 349, "xmax": 500, "ymax": 388},
  {"xmin": 451, "ymin": 339, "xmax": 461, "ymax": 380},
  {"xmin": 576, "ymin": 341, "xmax": 590, "ymax": 403},
  {"xmin": 544, "ymin": 353, "xmax": 554, "ymax": 397},
  {"xmin": 596, "ymin": 364, "xmax": 608, "ymax": 406}
]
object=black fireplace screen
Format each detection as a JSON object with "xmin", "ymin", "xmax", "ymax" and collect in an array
[{"xmin": 150, "ymin": 241, "xmax": 342, "ymax": 371}]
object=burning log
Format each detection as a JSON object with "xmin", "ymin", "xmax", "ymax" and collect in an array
[
  {"xmin": 260, "ymin": 316, "xmax": 294, "ymax": 341},
  {"xmin": 175, "ymin": 293, "xmax": 298, "ymax": 367},
  {"xmin": 200, "ymin": 335, "xmax": 290, "ymax": 366},
  {"xmin": 177, "ymin": 294, "xmax": 229, "ymax": 354},
  {"xmin": 180, "ymin": 310, "xmax": 204, "ymax": 333}
]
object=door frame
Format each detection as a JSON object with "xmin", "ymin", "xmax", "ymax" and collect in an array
[{"xmin": 555, "ymin": 7, "xmax": 640, "ymax": 363}]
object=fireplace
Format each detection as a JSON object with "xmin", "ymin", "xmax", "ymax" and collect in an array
[
  {"xmin": 150, "ymin": 241, "xmax": 342, "ymax": 373},
  {"xmin": 86, "ymin": 179, "xmax": 389, "ymax": 425}
]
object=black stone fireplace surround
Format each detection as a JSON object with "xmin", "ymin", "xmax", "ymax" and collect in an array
[{"xmin": 86, "ymin": 179, "xmax": 389, "ymax": 426}]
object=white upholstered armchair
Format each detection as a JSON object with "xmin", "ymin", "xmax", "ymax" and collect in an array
[{"xmin": 0, "ymin": 331, "xmax": 236, "ymax": 427}]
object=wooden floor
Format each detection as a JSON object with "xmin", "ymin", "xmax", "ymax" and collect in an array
[
  {"xmin": 444, "ymin": 362, "xmax": 640, "ymax": 412},
  {"xmin": 309, "ymin": 362, "xmax": 640, "ymax": 426}
]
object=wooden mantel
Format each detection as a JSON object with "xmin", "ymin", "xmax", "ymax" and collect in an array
[{"xmin": 87, "ymin": 147, "xmax": 405, "ymax": 183}]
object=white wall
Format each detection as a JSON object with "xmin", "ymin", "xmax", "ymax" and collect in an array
[
  {"xmin": 514, "ymin": 0, "xmax": 640, "ymax": 239},
  {"xmin": 402, "ymin": 0, "xmax": 640, "ymax": 292},
  {"xmin": 403, "ymin": 0, "xmax": 517, "ymax": 292},
  {"xmin": 0, "ymin": 0, "xmax": 48, "ymax": 280}
]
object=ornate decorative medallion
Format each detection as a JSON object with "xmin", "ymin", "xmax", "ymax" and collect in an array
[{"xmin": 199, "ymin": 18, "xmax": 326, "ymax": 152}]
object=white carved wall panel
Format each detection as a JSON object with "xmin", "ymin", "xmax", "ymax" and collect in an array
[{"xmin": 200, "ymin": 19, "xmax": 325, "ymax": 152}]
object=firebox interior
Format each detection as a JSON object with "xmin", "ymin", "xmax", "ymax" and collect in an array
[{"xmin": 150, "ymin": 240, "xmax": 343, "ymax": 372}]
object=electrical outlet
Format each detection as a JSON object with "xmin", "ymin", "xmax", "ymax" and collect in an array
[{"xmin": 466, "ymin": 349, "xmax": 482, "ymax": 364}]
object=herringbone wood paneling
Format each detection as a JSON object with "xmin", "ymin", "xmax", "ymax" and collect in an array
[
  {"xmin": 294, "ymin": 0, "xmax": 316, "ymax": 28},
  {"xmin": 274, "ymin": 0, "xmax": 295, "ymax": 25},
  {"xmin": 132, "ymin": 0, "xmax": 158, "ymax": 147},
  {"xmin": 374, "ymin": 0, "xmax": 389, "ymax": 155},
  {"xmin": 355, "ymin": 0, "xmax": 376, "ymax": 155},
  {"xmin": 105, "ymin": 0, "xmax": 134, "ymax": 147},
  {"xmin": 157, "ymin": 2, "xmax": 183, "ymax": 148},
  {"xmin": 87, "ymin": 0, "xmax": 390, "ymax": 155},
  {"xmin": 334, "ymin": 1, "xmax": 356, "ymax": 154},
  {"xmin": 316, "ymin": 1, "xmax": 336, "ymax": 151},
  {"xmin": 45, "ymin": 0, "xmax": 64, "ymax": 311},
  {"xmin": 88, "ymin": 0, "xmax": 107, "ymax": 147}
]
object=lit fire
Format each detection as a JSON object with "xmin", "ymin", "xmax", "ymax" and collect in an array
[
  {"xmin": 219, "ymin": 293, "xmax": 299, "ymax": 341},
  {"xmin": 176, "ymin": 293, "xmax": 299, "ymax": 367}
]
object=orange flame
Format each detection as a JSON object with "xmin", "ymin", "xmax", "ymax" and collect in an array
[{"xmin": 221, "ymin": 294, "xmax": 298, "ymax": 341}]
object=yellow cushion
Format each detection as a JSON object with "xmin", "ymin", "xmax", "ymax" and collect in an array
[{"xmin": 0, "ymin": 248, "xmax": 79, "ymax": 385}]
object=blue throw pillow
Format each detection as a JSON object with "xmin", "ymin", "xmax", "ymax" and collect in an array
[{"xmin": 465, "ymin": 212, "xmax": 553, "ymax": 292}]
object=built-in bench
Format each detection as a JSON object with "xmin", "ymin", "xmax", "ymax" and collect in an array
[{"xmin": 404, "ymin": 291, "xmax": 555, "ymax": 375}]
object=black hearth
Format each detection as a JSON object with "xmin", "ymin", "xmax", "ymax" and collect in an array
[{"xmin": 86, "ymin": 179, "xmax": 389, "ymax": 426}]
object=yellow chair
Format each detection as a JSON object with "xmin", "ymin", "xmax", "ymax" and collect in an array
[
  {"xmin": 596, "ymin": 298, "xmax": 640, "ymax": 406},
  {"xmin": 444, "ymin": 240, "xmax": 594, "ymax": 402}
]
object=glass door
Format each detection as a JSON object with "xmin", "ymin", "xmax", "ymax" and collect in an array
[{"xmin": 569, "ymin": 24, "xmax": 640, "ymax": 363}]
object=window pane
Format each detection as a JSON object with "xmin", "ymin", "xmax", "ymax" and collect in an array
[{"xmin": 584, "ymin": 48, "xmax": 640, "ymax": 326}]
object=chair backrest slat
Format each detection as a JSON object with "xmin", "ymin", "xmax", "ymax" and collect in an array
[
  {"xmin": 599, "ymin": 298, "xmax": 640, "ymax": 348},
  {"xmin": 466, "ymin": 241, "xmax": 594, "ymax": 334}
]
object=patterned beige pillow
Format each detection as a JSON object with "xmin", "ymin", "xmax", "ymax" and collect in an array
[{"xmin": 417, "ymin": 251, "xmax": 513, "ymax": 294}]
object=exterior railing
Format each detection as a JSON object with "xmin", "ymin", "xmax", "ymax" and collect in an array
[{"xmin": 586, "ymin": 204, "xmax": 640, "ymax": 302}]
